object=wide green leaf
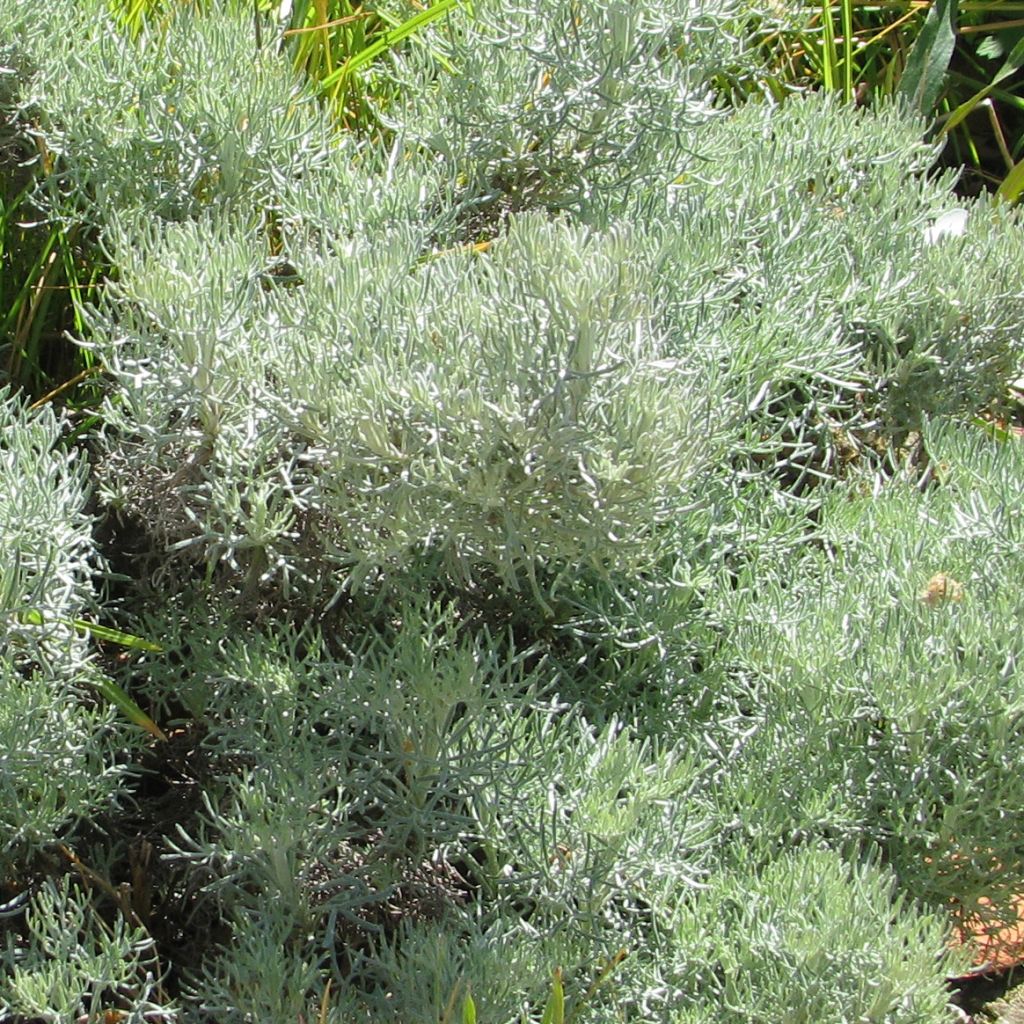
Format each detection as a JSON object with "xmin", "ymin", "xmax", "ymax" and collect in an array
[{"xmin": 897, "ymin": 0, "xmax": 957, "ymax": 116}]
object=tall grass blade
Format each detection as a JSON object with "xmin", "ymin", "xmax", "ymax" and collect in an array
[
  {"xmin": 841, "ymin": 0, "xmax": 855, "ymax": 102},
  {"xmin": 941, "ymin": 34, "xmax": 1024, "ymax": 135},
  {"xmin": 13, "ymin": 609, "xmax": 165, "ymax": 737},
  {"xmin": 86, "ymin": 670, "xmax": 167, "ymax": 740},
  {"xmin": 997, "ymin": 152, "xmax": 1024, "ymax": 202},
  {"xmin": 540, "ymin": 969, "xmax": 565, "ymax": 1024},
  {"xmin": 820, "ymin": 0, "xmax": 838, "ymax": 93},
  {"xmin": 321, "ymin": 0, "xmax": 461, "ymax": 87},
  {"xmin": 16, "ymin": 608, "xmax": 164, "ymax": 652}
]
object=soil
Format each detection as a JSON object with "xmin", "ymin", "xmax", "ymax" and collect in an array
[{"xmin": 952, "ymin": 968, "xmax": 1024, "ymax": 1023}]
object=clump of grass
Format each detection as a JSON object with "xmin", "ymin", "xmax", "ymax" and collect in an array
[
  {"xmin": 0, "ymin": 158, "xmax": 104, "ymax": 401},
  {"xmin": 279, "ymin": 0, "xmax": 464, "ymax": 134}
]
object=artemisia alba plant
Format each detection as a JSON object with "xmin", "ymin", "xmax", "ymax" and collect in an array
[{"xmin": 105, "ymin": 0, "xmax": 465, "ymax": 133}]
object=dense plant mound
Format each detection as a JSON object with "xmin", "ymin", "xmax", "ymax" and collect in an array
[{"xmin": 1, "ymin": 1, "xmax": 1023, "ymax": 1021}]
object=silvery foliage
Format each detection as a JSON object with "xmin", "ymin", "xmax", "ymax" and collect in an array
[
  {"xmin": 706, "ymin": 419, "xmax": 1024, "ymax": 927},
  {"xmin": 664, "ymin": 847, "xmax": 955, "ymax": 1023},
  {"xmin": 2, "ymin": 0, "xmax": 1023, "ymax": 1019},
  {"xmin": 0, "ymin": 393, "xmax": 130, "ymax": 872},
  {"xmin": 148, "ymin": 598, "xmax": 961, "ymax": 1021},
  {"xmin": 150, "ymin": 601, "xmax": 711, "ymax": 1020},
  {"xmin": 86, "ymin": 89, "xmax": 1024, "ymax": 612},
  {"xmin": 0, "ymin": 659, "xmax": 129, "ymax": 874},
  {"xmin": 5, "ymin": 0, "xmax": 332, "ymax": 222},
  {"xmin": 0, "ymin": 389, "xmax": 94, "ymax": 661},
  {"xmin": 381, "ymin": 0, "xmax": 744, "ymax": 218},
  {"xmin": 1, "ymin": 875, "xmax": 175, "ymax": 1022},
  {"xmin": 652, "ymin": 95, "xmax": 1024, "ymax": 458},
  {"xmin": 90, "ymin": 197, "xmax": 729, "ymax": 604}
]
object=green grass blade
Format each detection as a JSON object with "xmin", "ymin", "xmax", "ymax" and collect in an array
[
  {"xmin": 942, "ymin": 33, "xmax": 1024, "ymax": 135},
  {"xmin": 85, "ymin": 670, "xmax": 167, "ymax": 740},
  {"xmin": 540, "ymin": 969, "xmax": 565, "ymax": 1024},
  {"xmin": 69, "ymin": 619, "xmax": 163, "ymax": 651},
  {"xmin": 997, "ymin": 152, "xmax": 1024, "ymax": 202},
  {"xmin": 13, "ymin": 609, "xmax": 165, "ymax": 737},
  {"xmin": 841, "ymin": 0, "xmax": 854, "ymax": 102},
  {"xmin": 321, "ymin": 0, "xmax": 460, "ymax": 86},
  {"xmin": 820, "ymin": 0, "xmax": 838, "ymax": 92},
  {"xmin": 14, "ymin": 610, "xmax": 165, "ymax": 738},
  {"xmin": 16, "ymin": 608, "xmax": 163, "ymax": 651}
]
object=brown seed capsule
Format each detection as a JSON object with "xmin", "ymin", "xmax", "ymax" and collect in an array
[{"xmin": 918, "ymin": 573, "xmax": 964, "ymax": 607}]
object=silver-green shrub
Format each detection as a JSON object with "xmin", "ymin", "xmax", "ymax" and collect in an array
[
  {"xmin": 381, "ymin": 0, "xmax": 744, "ymax": 219},
  {"xmin": 0, "ymin": 392, "xmax": 134, "ymax": 871},
  {"xmin": 160, "ymin": 610, "xmax": 724, "ymax": 1021},
  {"xmin": 1, "ymin": 389, "xmax": 95, "ymax": 661},
  {"xmin": 666, "ymin": 847, "xmax": 956, "ymax": 1022},
  {"xmin": 655, "ymin": 93, "xmax": 1024, "ymax": 457},
  {"xmin": 0, "ymin": 662, "xmax": 130, "ymax": 873},
  {"xmin": 90, "ymin": 206, "xmax": 730, "ymax": 605},
  {"xmin": 3, "ymin": 0, "xmax": 1024, "ymax": 1019},
  {"xmin": 709, "ymin": 420, "xmax": 1024, "ymax": 927},
  {"xmin": 3, "ymin": 0, "xmax": 331, "ymax": 222},
  {"xmin": 148, "ymin": 596, "xmax": 968, "ymax": 1021},
  {"xmin": 83, "ymin": 83, "xmax": 1024, "ymax": 613},
  {"xmin": 1, "ymin": 875, "xmax": 176, "ymax": 1022}
]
